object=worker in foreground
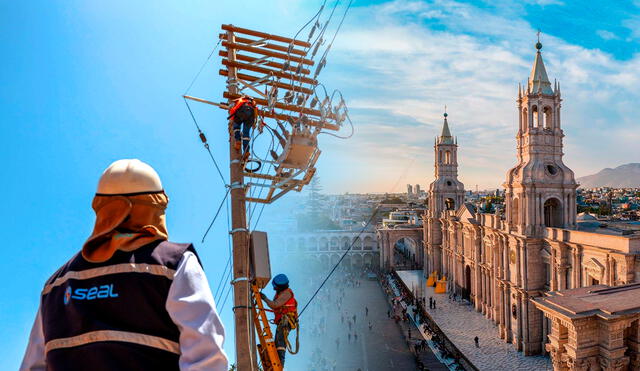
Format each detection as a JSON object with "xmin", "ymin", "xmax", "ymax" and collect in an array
[
  {"xmin": 227, "ymin": 94, "xmax": 258, "ymax": 160},
  {"xmin": 261, "ymin": 273, "xmax": 298, "ymax": 366},
  {"xmin": 20, "ymin": 159, "xmax": 228, "ymax": 371}
]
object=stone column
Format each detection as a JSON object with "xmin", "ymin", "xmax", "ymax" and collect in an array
[
  {"xmin": 546, "ymin": 322, "xmax": 568, "ymax": 370},
  {"xmin": 505, "ymin": 284, "xmax": 512, "ymax": 343},
  {"xmin": 481, "ymin": 271, "xmax": 487, "ymax": 315},
  {"xmin": 516, "ymin": 291, "xmax": 523, "ymax": 351},
  {"xmin": 627, "ymin": 319, "xmax": 640, "ymax": 370},
  {"xmin": 498, "ymin": 282, "xmax": 506, "ymax": 338},
  {"xmin": 558, "ymin": 266, "xmax": 568, "ymax": 291},
  {"xmin": 551, "ymin": 248, "xmax": 558, "ymax": 291},
  {"xmin": 573, "ymin": 247, "xmax": 581, "ymax": 289},
  {"xmin": 474, "ymin": 263, "xmax": 482, "ymax": 311},
  {"xmin": 516, "ymin": 240, "xmax": 523, "ymax": 287},
  {"xmin": 598, "ymin": 320, "xmax": 631, "ymax": 371}
]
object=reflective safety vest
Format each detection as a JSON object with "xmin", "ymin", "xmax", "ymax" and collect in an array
[
  {"xmin": 273, "ymin": 288, "xmax": 297, "ymax": 325},
  {"xmin": 228, "ymin": 98, "xmax": 257, "ymax": 120},
  {"xmin": 40, "ymin": 240, "xmax": 198, "ymax": 371}
]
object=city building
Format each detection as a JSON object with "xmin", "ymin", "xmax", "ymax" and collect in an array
[{"xmin": 378, "ymin": 41, "xmax": 640, "ymax": 369}]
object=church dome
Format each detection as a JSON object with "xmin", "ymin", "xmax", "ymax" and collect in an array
[{"xmin": 577, "ymin": 212, "xmax": 597, "ymax": 221}]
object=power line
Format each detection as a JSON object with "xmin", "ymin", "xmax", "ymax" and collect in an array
[
  {"xmin": 184, "ymin": 39, "xmax": 222, "ymax": 95},
  {"xmin": 299, "ymin": 205, "xmax": 379, "ymax": 316},
  {"xmin": 201, "ymin": 188, "xmax": 230, "ymax": 243},
  {"xmin": 184, "ymin": 98, "xmax": 228, "ymax": 186},
  {"xmin": 298, "ymin": 157, "xmax": 416, "ymax": 316}
]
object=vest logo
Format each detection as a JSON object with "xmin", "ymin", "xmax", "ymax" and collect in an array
[{"xmin": 64, "ymin": 284, "xmax": 119, "ymax": 305}]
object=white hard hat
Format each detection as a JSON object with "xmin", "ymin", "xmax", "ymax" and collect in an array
[{"xmin": 96, "ymin": 159, "xmax": 163, "ymax": 195}]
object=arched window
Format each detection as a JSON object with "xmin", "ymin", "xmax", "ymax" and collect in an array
[
  {"xmin": 522, "ymin": 107, "xmax": 528, "ymax": 130},
  {"xmin": 445, "ymin": 198, "xmax": 455, "ymax": 210},
  {"xmin": 531, "ymin": 105, "xmax": 539, "ymax": 128},
  {"xmin": 543, "ymin": 106, "xmax": 553, "ymax": 129},
  {"xmin": 445, "ymin": 151, "xmax": 451, "ymax": 164},
  {"xmin": 543, "ymin": 198, "xmax": 563, "ymax": 228}
]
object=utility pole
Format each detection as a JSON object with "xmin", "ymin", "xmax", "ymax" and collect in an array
[
  {"xmin": 184, "ymin": 24, "xmax": 349, "ymax": 371},
  {"xmin": 225, "ymin": 29, "xmax": 256, "ymax": 371}
]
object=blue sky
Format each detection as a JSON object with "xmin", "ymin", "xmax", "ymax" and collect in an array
[{"xmin": 1, "ymin": 0, "xmax": 639, "ymax": 368}]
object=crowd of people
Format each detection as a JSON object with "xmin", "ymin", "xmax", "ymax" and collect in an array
[
  {"xmin": 289, "ymin": 264, "xmax": 377, "ymax": 371},
  {"xmin": 283, "ymin": 256, "xmax": 470, "ymax": 371}
]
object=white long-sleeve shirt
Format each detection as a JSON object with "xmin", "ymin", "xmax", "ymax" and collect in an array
[{"xmin": 20, "ymin": 251, "xmax": 228, "ymax": 371}]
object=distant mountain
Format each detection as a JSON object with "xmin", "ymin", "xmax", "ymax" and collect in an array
[{"xmin": 577, "ymin": 163, "xmax": 640, "ymax": 188}]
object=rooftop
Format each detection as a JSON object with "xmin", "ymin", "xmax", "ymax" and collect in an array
[{"xmin": 533, "ymin": 283, "xmax": 640, "ymax": 320}]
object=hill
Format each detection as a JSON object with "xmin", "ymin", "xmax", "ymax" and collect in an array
[{"xmin": 577, "ymin": 163, "xmax": 640, "ymax": 188}]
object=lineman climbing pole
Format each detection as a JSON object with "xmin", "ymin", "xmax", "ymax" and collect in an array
[{"xmin": 184, "ymin": 23, "xmax": 350, "ymax": 371}]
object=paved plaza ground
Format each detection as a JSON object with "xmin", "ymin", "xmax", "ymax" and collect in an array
[
  {"xmin": 397, "ymin": 270, "xmax": 553, "ymax": 371},
  {"xmin": 286, "ymin": 271, "xmax": 436, "ymax": 371}
]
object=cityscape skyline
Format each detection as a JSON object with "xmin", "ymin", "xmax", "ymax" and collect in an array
[{"xmin": 310, "ymin": 0, "xmax": 640, "ymax": 193}]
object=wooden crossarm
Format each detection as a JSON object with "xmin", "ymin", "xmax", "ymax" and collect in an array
[
  {"xmin": 222, "ymin": 24, "xmax": 310, "ymax": 48},
  {"xmin": 221, "ymin": 34, "xmax": 308, "ymax": 57},
  {"xmin": 222, "ymin": 59, "xmax": 318, "ymax": 86},
  {"xmin": 218, "ymin": 51, "xmax": 311, "ymax": 75},
  {"xmin": 219, "ymin": 70, "xmax": 314, "ymax": 95},
  {"xmin": 221, "ymin": 41, "xmax": 314, "ymax": 66}
]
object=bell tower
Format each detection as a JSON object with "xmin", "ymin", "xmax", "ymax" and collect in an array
[
  {"xmin": 504, "ymin": 40, "xmax": 577, "ymax": 236},
  {"xmin": 428, "ymin": 111, "xmax": 465, "ymax": 218},
  {"xmin": 424, "ymin": 111, "xmax": 465, "ymax": 275}
]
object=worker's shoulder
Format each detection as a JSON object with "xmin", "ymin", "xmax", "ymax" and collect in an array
[
  {"xmin": 44, "ymin": 251, "xmax": 83, "ymax": 286},
  {"xmin": 150, "ymin": 240, "xmax": 200, "ymax": 268}
]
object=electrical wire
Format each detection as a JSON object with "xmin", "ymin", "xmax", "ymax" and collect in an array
[
  {"xmin": 291, "ymin": 0, "xmax": 328, "ymax": 43},
  {"xmin": 184, "ymin": 39, "xmax": 222, "ymax": 95},
  {"xmin": 298, "ymin": 158, "xmax": 416, "ymax": 316},
  {"xmin": 201, "ymin": 188, "xmax": 230, "ymax": 243},
  {"xmin": 184, "ymin": 98, "xmax": 228, "ymax": 186},
  {"xmin": 298, "ymin": 204, "xmax": 380, "ymax": 316},
  {"xmin": 218, "ymin": 196, "xmax": 234, "ymax": 307},
  {"xmin": 317, "ymin": 0, "xmax": 353, "ymax": 64},
  {"xmin": 213, "ymin": 254, "xmax": 231, "ymax": 302}
]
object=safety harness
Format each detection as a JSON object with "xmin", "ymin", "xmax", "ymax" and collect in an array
[{"xmin": 273, "ymin": 289, "xmax": 300, "ymax": 355}]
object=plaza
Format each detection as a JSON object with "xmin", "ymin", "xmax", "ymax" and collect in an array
[{"xmin": 397, "ymin": 270, "xmax": 552, "ymax": 370}]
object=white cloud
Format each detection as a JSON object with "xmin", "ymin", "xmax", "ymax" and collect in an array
[
  {"xmin": 596, "ymin": 29, "xmax": 619, "ymax": 40},
  {"xmin": 315, "ymin": 0, "xmax": 640, "ymax": 193}
]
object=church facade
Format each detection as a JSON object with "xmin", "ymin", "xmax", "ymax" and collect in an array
[{"xmin": 422, "ymin": 41, "xmax": 640, "ymax": 368}]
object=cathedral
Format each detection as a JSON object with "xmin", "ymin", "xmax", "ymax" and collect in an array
[{"xmin": 422, "ymin": 41, "xmax": 640, "ymax": 369}]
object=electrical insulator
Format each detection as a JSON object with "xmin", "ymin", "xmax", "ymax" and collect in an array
[
  {"xmin": 308, "ymin": 24, "xmax": 317, "ymax": 40},
  {"xmin": 321, "ymin": 97, "xmax": 329, "ymax": 108},
  {"xmin": 311, "ymin": 40, "xmax": 322, "ymax": 59},
  {"xmin": 283, "ymin": 60, "xmax": 290, "ymax": 71},
  {"xmin": 296, "ymin": 94, "xmax": 304, "ymax": 106},
  {"xmin": 310, "ymin": 97, "xmax": 319, "ymax": 108},
  {"xmin": 284, "ymin": 91, "xmax": 294, "ymax": 103}
]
